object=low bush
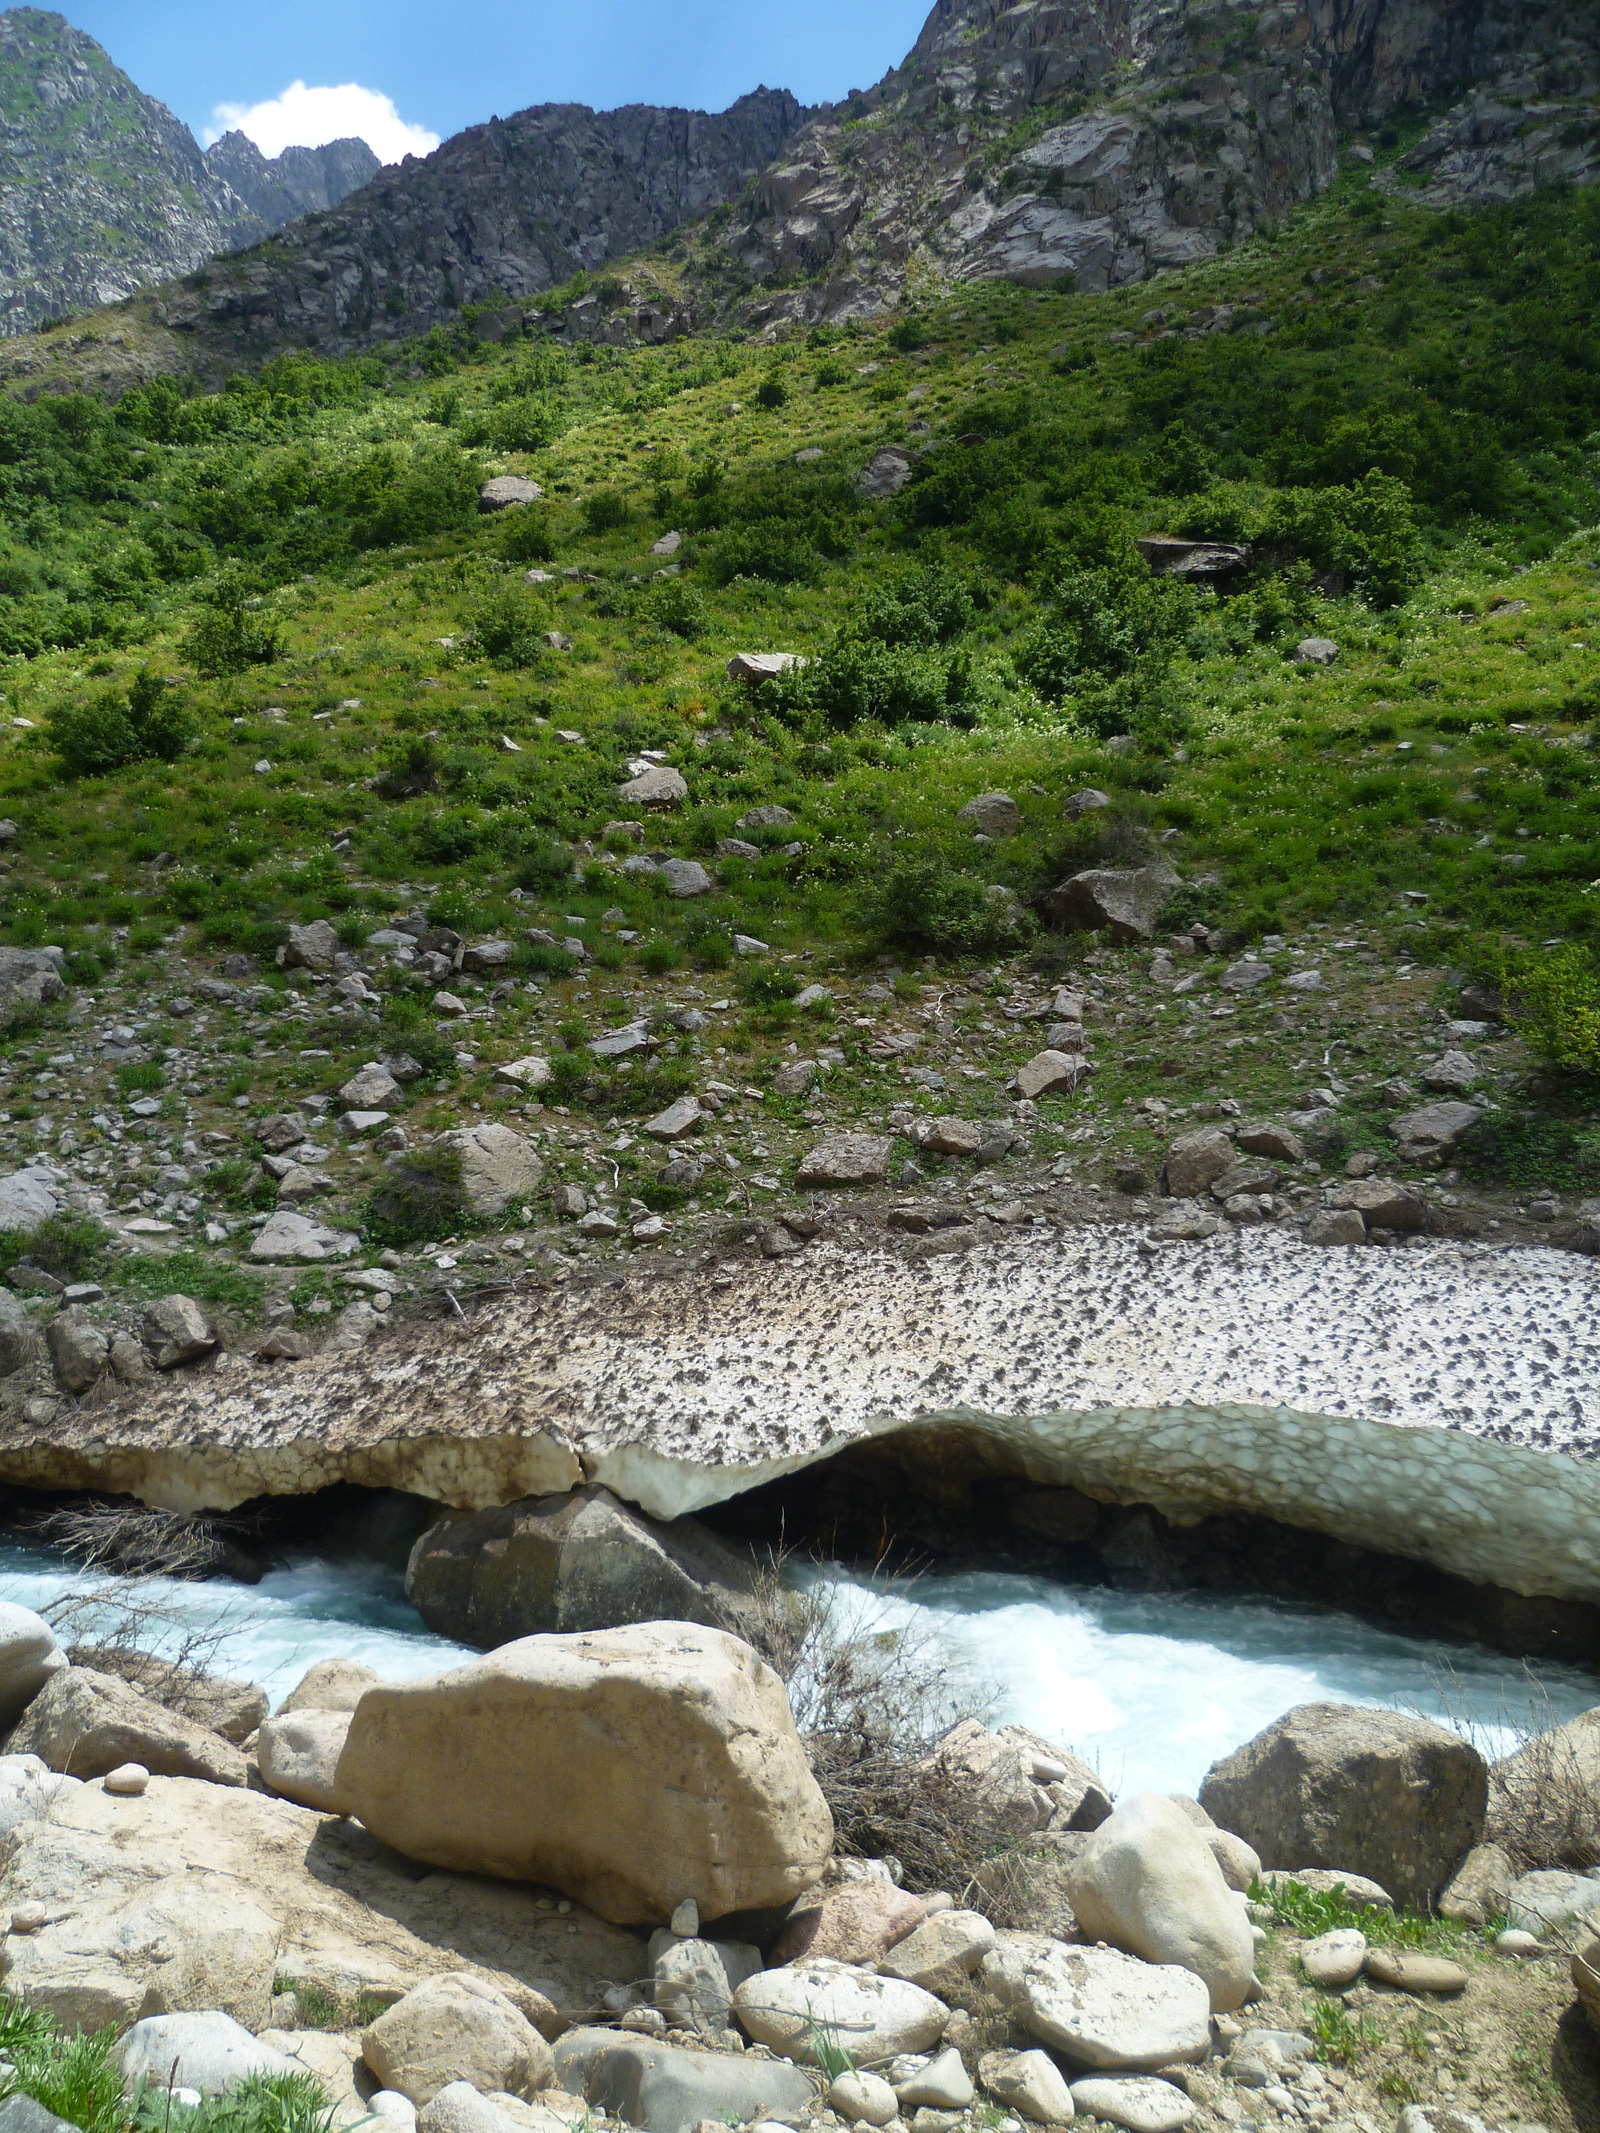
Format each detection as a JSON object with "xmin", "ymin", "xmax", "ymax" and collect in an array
[
  {"xmin": 50, "ymin": 671, "xmax": 194, "ymax": 778},
  {"xmin": 861, "ymin": 860, "xmax": 1033, "ymax": 958},
  {"xmin": 0, "ymin": 1212, "xmax": 110, "ymax": 1283},
  {"xmin": 1501, "ymin": 946, "xmax": 1600, "ymax": 1077},
  {"xmin": 365, "ymin": 1145, "xmax": 475, "ymax": 1246}
]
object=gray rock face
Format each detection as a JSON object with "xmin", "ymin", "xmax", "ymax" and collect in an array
[
  {"xmin": 795, "ymin": 1133, "xmax": 892, "ymax": 1187},
  {"xmin": 202, "ymin": 130, "xmax": 379, "ymax": 233},
  {"xmin": 10, "ymin": 1667, "xmax": 248, "ymax": 1787},
  {"xmin": 479, "ymin": 476, "xmax": 545, "ymax": 512},
  {"xmin": 0, "ymin": 1164, "xmax": 64, "ymax": 1233},
  {"xmin": 404, "ymin": 1487, "xmax": 761, "ymax": 1647},
  {"xmin": 433, "ymin": 1124, "xmax": 545, "ymax": 1216},
  {"xmin": 0, "ymin": 1289, "xmax": 36, "ymax": 1376},
  {"xmin": 553, "ymin": 2027, "xmax": 815, "ymax": 2133},
  {"xmin": 859, "ymin": 449, "xmax": 915, "ymax": 499},
  {"xmin": 282, "ymin": 920, "xmax": 340, "ymax": 971},
  {"xmin": 1199, "ymin": 1702, "xmax": 1488, "ymax": 1909},
  {"xmin": 1043, "ymin": 866, "xmax": 1179, "ymax": 941},
  {"xmin": 0, "ymin": 950, "xmax": 64, "ymax": 1012},
  {"xmin": 1388, "ymin": 1099, "xmax": 1485, "ymax": 1162}
]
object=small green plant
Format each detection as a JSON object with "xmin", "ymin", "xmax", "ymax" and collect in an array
[
  {"xmin": 638, "ymin": 935, "xmax": 683, "ymax": 974},
  {"xmin": 184, "ymin": 595, "xmax": 282, "ymax": 678},
  {"xmin": 803, "ymin": 2006, "xmax": 856, "ymax": 2082},
  {"xmin": 0, "ymin": 1211, "xmax": 110, "ymax": 1283},
  {"xmin": 115, "ymin": 1059, "xmax": 165, "ymax": 1095},
  {"xmin": 1307, "ymin": 1994, "xmax": 1378, "ymax": 2066},
  {"xmin": 582, "ymin": 489, "xmax": 629, "ymax": 535},
  {"xmin": 365, "ymin": 1144, "xmax": 477, "ymax": 1246}
]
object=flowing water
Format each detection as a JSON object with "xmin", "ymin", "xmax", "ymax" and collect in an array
[{"xmin": 0, "ymin": 1538, "xmax": 1592, "ymax": 1796}]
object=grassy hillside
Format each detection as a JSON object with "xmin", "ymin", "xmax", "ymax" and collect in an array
[{"xmin": 0, "ymin": 157, "xmax": 1596, "ymax": 1300}]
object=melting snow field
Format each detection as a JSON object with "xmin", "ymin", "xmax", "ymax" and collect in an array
[{"xmin": 0, "ymin": 1539, "xmax": 1592, "ymax": 1797}]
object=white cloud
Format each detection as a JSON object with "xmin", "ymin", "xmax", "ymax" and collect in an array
[{"xmin": 205, "ymin": 81, "xmax": 440, "ymax": 165}]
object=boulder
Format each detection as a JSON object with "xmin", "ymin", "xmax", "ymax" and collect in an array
[
  {"xmin": 796, "ymin": 1134, "xmax": 892, "ymax": 1188},
  {"xmin": 859, "ymin": 450, "xmax": 914, "ymax": 500},
  {"xmin": 913, "ymin": 1116, "xmax": 983, "ymax": 1158},
  {"xmin": 141, "ymin": 1294, "xmax": 215, "ymax": 1369},
  {"xmin": 1016, "ymin": 1050, "xmax": 1087, "ymax": 1101},
  {"xmin": 1505, "ymin": 1867, "xmax": 1600, "ymax": 1937},
  {"xmin": 977, "ymin": 2049, "xmax": 1075, "ymax": 2125},
  {"xmin": 552, "ymin": 2027, "xmax": 814, "ymax": 2133},
  {"xmin": 1071, "ymin": 2079, "xmax": 1192, "ymax": 2133},
  {"xmin": 0, "ymin": 1605, "xmax": 66, "ymax": 1727},
  {"xmin": 277, "ymin": 1658, "xmax": 381, "ymax": 1715},
  {"xmin": 416, "ymin": 2086, "xmax": 524, "ymax": 2133},
  {"xmin": 732, "ymin": 1955, "xmax": 948, "ymax": 2063},
  {"xmin": 1387, "ymin": 1101, "xmax": 1484, "ymax": 1162},
  {"xmin": 250, "ymin": 1210, "xmax": 360, "ymax": 1262},
  {"xmin": 1301, "ymin": 1928, "xmax": 1367, "ymax": 1989},
  {"xmin": 918, "ymin": 1719, "xmax": 1112, "ymax": 1840},
  {"xmin": 957, "ymin": 794, "xmax": 1021, "ymax": 838},
  {"xmin": 1042, "ymin": 866, "xmax": 1178, "ymax": 942},
  {"xmin": 0, "ymin": 1289, "xmax": 37, "ymax": 1374},
  {"xmin": 770, "ymin": 1879, "xmax": 926, "ymax": 1966},
  {"xmin": 479, "ymin": 477, "xmax": 543, "ymax": 512},
  {"xmin": 772, "ymin": 1061, "xmax": 819, "ymax": 1099},
  {"xmin": 496, "ymin": 1057, "xmax": 552, "ymax": 1093},
  {"xmin": 643, "ymin": 1097, "xmax": 701, "ymax": 1142},
  {"xmin": 363, "ymin": 1974, "xmax": 554, "ymax": 2106},
  {"xmin": 404, "ymin": 1488, "xmax": 762, "ymax": 1648},
  {"xmin": 121, "ymin": 2012, "xmax": 296, "ymax": 2098},
  {"xmin": 738, "ymin": 805, "xmax": 797, "ymax": 830},
  {"xmin": 0, "ymin": 1773, "xmax": 644, "ymax": 2030},
  {"xmin": 283, "ymin": 921, "xmax": 340, "ymax": 972},
  {"xmin": 46, "ymin": 1309, "xmax": 106, "ymax": 1393},
  {"xmin": 1235, "ymin": 1122, "xmax": 1304, "ymax": 1163},
  {"xmin": 1136, "ymin": 537, "xmax": 1248, "ymax": 580},
  {"xmin": 1066, "ymin": 1792, "xmax": 1256, "ymax": 2011},
  {"xmin": 434, "ymin": 1124, "xmax": 544, "ymax": 1217},
  {"xmin": 1198, "ymin": 1703, "xmax": 1487, "ymax": 1910},
  {"xmin": 1439, "ymin": 1844, "xmax": 1514, "ymax": 1927},
  {"xmin": 880, "ymin": 1909, "xmax": 996, "ymax": 1993},
  {"xmin": 658, "ymin": 860, "xmax": 712, "ymax": 899},
  {"xmin": 1293, "ymin": 638, "xmax": 1340, "ymax": 666},
  {"xmin": 334, "ymin": 1623, "xmax": 833, "ymax": 1926},
  {"xmin": 1219, "ymin": 959, "xmax": 1273, "ymax": 993},
  {"xmin": 1065, "ymin": 789, "xmax": 1110, "ymax": 817},
  {"xmin": 726, "ymin": 654, "xmax": 803, "ymax": 687},
  {"xmin": 0, "ymin": 1167, "xmax": 63, "ymax": 1237},
  {"xmin": 68, "ymin": 1653, "xmax": 266, "ymax": 1743},
  {"xmin": 1421, "ymin": 1050, "xmax": 1479, "ymax": 1093},
  {"xmin": 257, "ymin": 1710, "xmax": 353, "ymax": 1814},
  {"xmin": 1328, "ymin": 1178, "xmax": 1425, "ymax": 1232},
  {"xmin": 650, "ymin": 1931, "xmax": 762, "ymax": 2033},
  {"xmin": 0, "ymin": 950, "xmax": 65, "ymax": 1014},
  {"xmin": 9, "ymin": 1668, "xmax": 247, "ymax": 1787},
  {"xmin": 1574, "ymin": 1937, "xmax": 1600, "ymax": 2034},
  {"xmin": 0, "ymin": 2097, "xmax": 72, "ymax": 2133},
  {"xmin": 1009, "ymin": 1942, "xmax": 1211, "ymax": 2073},
  {"xmin": 1487, "ymin": 1705, "xmax": 1600, "ymax": 1862},
  {"xmin": 1163, "ymin": 1128, "xmax": 1235, "ymax": 1198},
  {"xmin": 1308, "ymin": 1210, "xmax": 1366, "ymax": 1248},
  {"xmin": 341, "ymin": 1063, "xmax": 404, "ymax": 1111},
  {"xmin": 617, "ymin": 767, "xmax": 687, "ymax": 808}
]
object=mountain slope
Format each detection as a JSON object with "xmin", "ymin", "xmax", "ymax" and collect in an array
[
  {"xmin": 131, "ymin": 87, "xmax": 813, "ymax": 368},
  {"xmin": 0, "ymin": 8, "xmax": 376, "ymax": 333},
  {"xmin": 690, "ymin": 0, "xmax": 1600, "ymax": 328}
]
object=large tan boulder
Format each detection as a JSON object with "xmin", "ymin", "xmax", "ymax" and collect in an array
[
  {"xmin": 277, "ymin": 1658, "xmax": 382, "ymax": 1715},
  {"xmin": 362, "ymin": 1974, "xmax": 553, "ymax": 2105},
  {"xmin": 1066, "ymin": 1792, "xmax": 1255, "ymax": 2013},
  {"xmin": 335, "ymin": 1624, "xmax": 833, "ymax": 1926},
  {"xmin": 1199, "ymin": 1703, "xmax": 1487, "ymax": 1910},
  {"xmin": 257, "ymin": 1710, "xmax": 353, "ymax": 1814}
]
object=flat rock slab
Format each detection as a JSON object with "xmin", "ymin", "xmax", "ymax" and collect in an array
[
  {"xmin": 553, "ymin": 2026, "xmax": 815, "ymax": 2133},
  {"xmin": 1070, "ymin": 2076, "xmax": 1195, "ymax": 2133},
  {"xmin": 1011, "ymin": 1942, "xmax": 1211, "ymax": 2073},
  {"xmin": 1363, "ymin": 1949, "xmax": 1469, "ymax": 1995},
  {"xmin": 795, "ymin": 1134, "xmax": 891, "ymax": 1188},
  {"xmin": 251, "ymin": 1210, "xmax": 360, "ymax": 1262}
]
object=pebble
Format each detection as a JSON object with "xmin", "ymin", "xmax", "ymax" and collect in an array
[
  {"xmin": 104, "ymin": 1762, "xmax": 150, "ymax": 1796},
  {"xmin": 9, "ymin": 1903, "xmax": 48, "ymax": 1934},
  {"xmin": 1495, "ymin": 1929, "xmax": 1542, "ymax": 1958}
]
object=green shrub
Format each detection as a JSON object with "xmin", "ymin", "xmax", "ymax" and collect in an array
[
  {"xmin": 701, "ymin": 522, "xmax": 823, "ymax": 587},
  {"xmin": 0, "ymin": 1211, "xmax": 110, "ymax": 1283},
  {"xmin": 500, "ymin": 509, "xmax": 557, "ymax": 564},
  {"xmin": 1501, "ymin": 947, "xmax": 1600, "ymax": 1076},
  {"xmin": 756, "ymin": 373, "xmax": 788, "ymax": 410},
  {"xmin": 861, "ymin": 861, "xmax": 1033, "ymax": 958},
  {"xmin": 1017, "ymin": 566, "xmax": 1194, "ymax": 699},
  {"xmin": 645, "ymin": 579, "xmax": 708, "ymax": 641},
  {"xmin": 365, "ymin": 1145, "xmax": 476, "ymax": 1246},
  {"xmin": 738, "ymin": 963, "xmax": 801, "ymax": 1007},
  {"xmin": 115, "ymin": 1059, "xmax": 165, "ymax": 1094},
  {"xmin": 184, "ymin": 596, "xmax": 282, "ymax": 678},
  {"xmin": 638, "ymin": 935, "xmax": 683, "ymax": 973},
  {"xmin": 582, "ymin": 489, "xmax": 629, "ymax": 535},
  {"xmin": 1263, "ymin": 473, "xmax": 1423, "ymax": 608},
  {"xmin": 769, "ymin": 632, "xmax": 973, "ymax": 729},
  {"xmin": 50, "ymin": 670, "xmax": 194, "ymax": 778},
  {"xmin": 470, "ymin": 583, "xmax": 549, "ymax": 668}
]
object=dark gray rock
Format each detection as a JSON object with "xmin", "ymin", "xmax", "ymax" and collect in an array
[
  {"xmin": 1199, "ymin": 1703, "xmax": 1488, "ymax": 1910},
  {"xmin": 404, "ymin": 1486, "xmax": 764, "ymax": 1648},
  {"xmin": 552, "ymin": 2026, "xmax": 815, "ymax": 2133},
  {"xmin": 1042, "ymin": 866, "xmax": 1179, "ymax": 942}
]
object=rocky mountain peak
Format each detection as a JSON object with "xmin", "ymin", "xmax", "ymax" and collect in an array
[{"xmin": 0, "ymin": 7, "xmax": 380, "ymax": 333}]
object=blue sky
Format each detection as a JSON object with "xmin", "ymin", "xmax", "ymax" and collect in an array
[{"xmin": 66, "ymin": 1, "xmax": 934, "ymax": 161}]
